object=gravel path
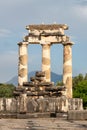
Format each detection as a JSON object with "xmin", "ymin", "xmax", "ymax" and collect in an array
[{"xmin": 0, "ymin": 118, "xmax": 87, "ymax": 130}]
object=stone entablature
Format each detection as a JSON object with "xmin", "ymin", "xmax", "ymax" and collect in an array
[
  {"xmin": 23, "ymin": 24, "xmax": 70, "ymax": 44},
  {"xmin": 26, "ymin": 24, "xmax": 68, "ymax": 30}
]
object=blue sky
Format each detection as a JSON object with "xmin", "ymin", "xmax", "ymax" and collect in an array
[{"xmin": 0, "ymin": 0, "xmax": 87, "ymax": 82}]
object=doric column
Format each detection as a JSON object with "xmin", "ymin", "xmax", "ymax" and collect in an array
[
  {"xmin": 18, "ymin": 42, "xmax": 28, "ymax": 86},
  {"xmin": 63, "ymin": 42, "xmax": 73, "ymax": 98},
  {"xmin": 41, "ymin": 44, "xmax": 51, "ymax": 82}
]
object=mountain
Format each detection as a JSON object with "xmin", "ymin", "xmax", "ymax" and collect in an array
[
  {"xmin": 51, "ymin": 72, "xmax": 62, "ymax": 83},
  {"xmin": 7, "ymin": 71, "xmax": 62, "ymax": 86}
]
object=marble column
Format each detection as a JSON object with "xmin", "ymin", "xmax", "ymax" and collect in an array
[
  {"xmin": 18, "ymin": 42, "xmax": 28, "ymax": 86},
  {"xmin": 41, "ymin": 44, "xmax": 51, "ymax": 82},
  {"xmin": 63, "ymin": 42, "xmax": 73, "ymax": 98}
]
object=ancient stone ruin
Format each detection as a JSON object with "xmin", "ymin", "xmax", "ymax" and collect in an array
[
  {"xmin": 13, "ymin": 24, "xmax": 83, "ymax": 116},
  {"xmin": 0, "ymin": 24, "xmax": 84, "ymax": 119},
  {"xmin": 18, "ymin": 24, "xmax": 73, "ymax": 98}
]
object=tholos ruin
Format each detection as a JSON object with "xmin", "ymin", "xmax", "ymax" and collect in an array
[
  {"xmin": 0, "ymin": 24, "xmax": 84, "ymax": 119},
  {"xmin": 18, "ymin": 24, "xmax": 73, "ymax": 98}
]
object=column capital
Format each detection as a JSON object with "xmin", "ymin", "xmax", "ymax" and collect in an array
[
  {"xmin": 40, "ymin": 42, "xmax": 52, "ymax": 47},
  {"xmin": 63, "ymin": 41, "xmax": 74, "ymax": 46},
  {"xmin": 41, "ymin": 43, "xmax": 52, "ymax": 46},
  {"xmin": 18, "ymin": 41, "xmax": 28, "ymax": 46}
]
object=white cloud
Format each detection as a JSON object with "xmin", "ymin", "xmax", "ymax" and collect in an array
[
  {"xmin": 0, "ymin": 29, "xmax": 11, "ymax": 37},
  {"xmin": 73, "ymin": 1, "xmax": 87, "ymax": 19},
  {"xmin": 76, "ymin": 5, "xmax": 87, "ymax": 17}
]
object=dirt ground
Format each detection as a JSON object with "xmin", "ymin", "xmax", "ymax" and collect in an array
[{"xmin": 0, "ymin": 118, "xmax": 87, "ymax": 130}]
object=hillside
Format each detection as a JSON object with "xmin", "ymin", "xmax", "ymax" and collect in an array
[{"xmin": 7, "ymin": 71, "xmax": 62, "ymax": 86}]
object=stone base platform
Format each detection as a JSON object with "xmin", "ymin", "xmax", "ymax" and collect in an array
[
  {"xmin": 0, "ymin": 112, "xmax": 67, "ymax": 119},
  {"xmin": 68, "ymin": 110, "xmax": 87, "ymax": 120},
  {"xmin": 0, "ymin": 97, "xmax": 83, "ymax": 114},
  {"xmin": 1, "ymin": 110, "xmax": 87, "ymax": 121}
]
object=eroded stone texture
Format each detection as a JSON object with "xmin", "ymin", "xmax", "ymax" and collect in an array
[
  {"xmin": 5, "ymin": 98, "xmax": 17, "ymax": 112},
  {"xmin": 24, "ymin": 24, "xmax": 69, "ymax": 44},
  {"xmin": 68, "ymin": 110, "xmax": 87, "ymax": 120},
  {"xmin": 42, "ymin": 57, "xmax": 50, "ymax": 65},
  {"xmin": 19, "ymin": 68, "xmax": 27, "ymax": 77},
  {"xmin": 0, "ymin": 98, "xmax": 4, "ymax": 111},
  {"xmin": 19, "ymin": 93, "xmax": 27, "ymax": 113},
  {"xmin": 66, "ymin": 77, "xmax": 72, "ymax": 98},
  {"xmin": 68, "ymin": 98, "xmax": 83, "ymax": 110},
  {"xmin": 0, "ymin": 97, "xmax": 83, "ymax": 114},
  {"xmin": 19, "ymin": 55, "xmax": 28, "ymax": 65},
  {"xmin": 18, "ymin": 42, "xmax": 28, "ymax": 86},
  {"xmin": 26, "ymin": 24, "xmax": 68, "ymax": 30},
  {"xmin": 0, "ymin": 98, "xmax": 17, "ymax": 113},
  {"xmin": 42, "ymin": 44, "xmax": 51, "ymax": 82},
  {"xmin": 27, "ymin": 98, "xmax": 38, "ymax": 113},
  {"xmin": 63, "ymin": 43, "xmax": 73, "ymax": 98}
]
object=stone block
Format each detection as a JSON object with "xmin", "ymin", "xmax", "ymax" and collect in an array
[
  {"xmin": 10, "ymin": 98, "xmax": 17, "ymax": 112},
  {"xmin": 48, "ymin": 98, "xmax": 56, "ymax": 112},
  {"xmin": 56, "ymin": 97, "xmax": 68, "ymax": 112},
  {"xmin": 19, "ymin": 94, "xmax": 27, "ymax": 113},
  {"xmin": 68, "ymin": 110, "xmax": 87, "ymax": 120},
  {"xmin": 27, "ymin": 99, "xmax": 38, "ymax": 113},
  {"xmin": 5, "ymin": 98, "xmax": 12, "ymax": 111},
  {"xmin": 68, "ymin": 98, "xmax": 83, "ymax": 110},
  {"xmin": 0, "ymin": 98, "xmax": 4, "ymax": 111},
  {"xmin": 37, "ymin": 98, "xmax": 49, "ymax": 112},
  {"xmin": 35, "ymin": 71, "xmax": 45, "ymax": 77},
  {"xmin": 5, "ymin": 98, "xmax": 17, "ymax": 112}
]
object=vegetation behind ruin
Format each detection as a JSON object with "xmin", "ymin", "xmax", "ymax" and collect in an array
[
  {"xmin": 57, "ymin": 73, "xmax": 87, "ymax": 108},
  {"xmin": 72, "ymin": 73, "xmax": 87, "ymax": 108},
  {"xmin": 0, "ymin": 73, "xmax": 87, "ymax": 108},
  {"xmin": 0, "ymin": 83, "xmax": 15, "ymax": 98}
]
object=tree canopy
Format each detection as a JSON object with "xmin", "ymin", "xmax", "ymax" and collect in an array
[
  {"xmin": 56, "ymin": 73, "xmax": 87, "ymax": 108},
  {"xmin": 73, "ymin": 74, "xmax": 87, "ymax": 108},
  {"xmin": 0, "ymin": 83, "xmax": 15, "ymax": 98}
]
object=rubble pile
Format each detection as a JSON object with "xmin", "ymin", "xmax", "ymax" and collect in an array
[{"xmin": 14, "ymin": 71, "xmax": 66, "ymax": 97}]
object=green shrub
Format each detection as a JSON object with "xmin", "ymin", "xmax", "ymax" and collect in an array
[{"xmin": 0, "ymin": 83, "xmax": 15, "ymax": 97}]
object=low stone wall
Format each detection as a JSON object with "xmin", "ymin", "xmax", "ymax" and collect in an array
[
  {"xmin": 68, "ymin": 98, "xmax": 83, "ymax": 110},
  {"xmin": 0, "ymin": 97, "xmax": 83, "ymax": 114},
  {"xmin": 26, "ymin": 97, "xmax": 68, "ymax": 113},
  {"xmin": 68, "ymin": 110, "xmax": 87, "ymax": 120},
  {"xmin": 0, "ymin": 98, "xmax": 17, "ymax": 113}
]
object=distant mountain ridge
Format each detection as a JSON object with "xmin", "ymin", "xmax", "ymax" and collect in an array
[{"xmin": 7, "ymin": 71, "xmax": 62, "ymax": 86}]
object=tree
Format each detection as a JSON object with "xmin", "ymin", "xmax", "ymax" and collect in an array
[
  {"xmin": 84, "ymin": 73, "xmax": 87, "ymax": 80},
  {"xmin": 73, "ymin": 80, "xmax": 87, "ymax": 108},
  {"xmin": 0, "ymin": 83, "xmax": 15, "ymax": 97},
  {"xmin": 56, "ymin": 81, "xmax": 64, "ymax": 86},
  {"xmin": 72, "ymin": 73, "xmax": 87, "ymax": 108},
  {"xmin": 73, "ymin": 73, "xmax": 84, "ymax": 88},
  {"xmin": 56, "ymin": 73, "xmax": 87, "ymax": 108}
]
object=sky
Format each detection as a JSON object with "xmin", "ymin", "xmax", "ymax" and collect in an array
[{"xmin": 0, "ymin": 0, "xmax": 87, "ymax": 83}]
